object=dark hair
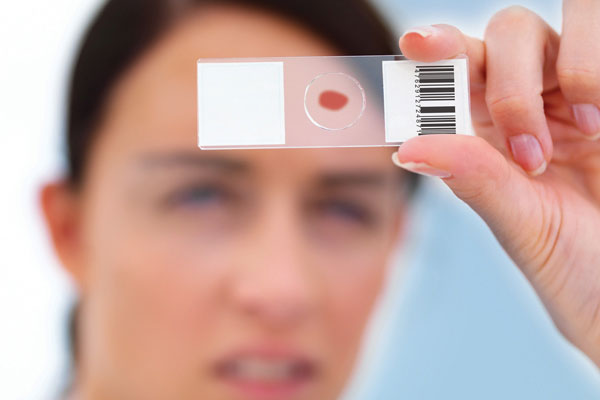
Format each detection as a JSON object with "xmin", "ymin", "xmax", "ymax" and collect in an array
[{"xmin": 67, "ymin": 0, "xmax": 402, "ymax": 186}]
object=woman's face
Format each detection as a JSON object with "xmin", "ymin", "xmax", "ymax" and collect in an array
[{"xmin": 49, "ymin": 5, "xmax": 408, "ymax": 400}]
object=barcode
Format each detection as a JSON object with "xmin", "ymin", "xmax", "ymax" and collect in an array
[{"xmin": 415, "ymin": 65, "xmax": 456, "ymax": 135}]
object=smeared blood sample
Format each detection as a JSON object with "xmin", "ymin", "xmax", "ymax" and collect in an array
[{"xmin": 319, "ymin": 90, "xmax": 348, "ymax": 111}]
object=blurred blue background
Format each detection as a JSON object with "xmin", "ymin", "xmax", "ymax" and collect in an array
[
  {"xmin": 1, "ymin": 0, "xmax": 599, "ymax": 399},
  {"xmin": 375, "ymin": 0, "xmax": 562, "ymax": 37},
  {"xmin": 345, "ymin": 180, "xmax": 600, "ymax": 399}
]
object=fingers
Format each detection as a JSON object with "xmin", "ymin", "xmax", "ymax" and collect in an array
[
  {"xmin": 392, "ymin": 135, "xmax": 542, "ymax": 248},
  {"xmin": 483, "ymin": 6, "xmax": 559, "ymax": 175},
  {"xmin": 557, "ymin": 0, "xmax": 600, "ymax": 138},
  {"xmin": 398, "ymin": 14, "xmax": 557, "ymax": 175},
  {"xmin": 398, "ymin": 24, "xmax": 492, "ymax": 141},
  {"xmin": 399, "ymin": 24, "xmax": 485, "ymax": 87}
]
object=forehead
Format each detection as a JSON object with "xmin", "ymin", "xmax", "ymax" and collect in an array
[
  {"xmin": 108, "ymin": 4, "xmax": 340, "ymax": 112},
  {"xmin": 92, "ymin": 4, "xmax": 395, "ymax": 180}
]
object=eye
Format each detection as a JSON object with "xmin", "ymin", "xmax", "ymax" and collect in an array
[
  {"xmin": 166, "ymin": 184, "xmax": 230, "ymax": 209},
  {"xmin": 316, "ymin": 199, "xmax": 372, "ymax": 225}
]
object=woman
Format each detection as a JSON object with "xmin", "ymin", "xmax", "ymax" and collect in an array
[{"xmin": 41, "ymin": 0, "xmax": 600, "ymax": 398}]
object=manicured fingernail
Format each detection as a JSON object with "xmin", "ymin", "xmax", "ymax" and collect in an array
[
  {"xmin": 391, "ymin": 152, "xmax": 452, "ymax": 178},
  {"xmin": 572, "ymin": 104, "xmax": 600, "ymax": 140},
  {"xmin": 508, "ymin": 134, "xmax": 547, "ymax": 176},
  {"xmin": 401, "ymin": 25, "xmax": 440, "ymax": 39}
]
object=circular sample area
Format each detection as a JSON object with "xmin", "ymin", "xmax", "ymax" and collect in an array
[{"xmin": 304, "ymin": 72, "xmax": 365, "ymax": 131}]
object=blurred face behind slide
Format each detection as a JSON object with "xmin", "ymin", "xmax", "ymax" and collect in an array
[{"xmin": 43, "ymin": 4, "xmax": 407, "ymax": 400}]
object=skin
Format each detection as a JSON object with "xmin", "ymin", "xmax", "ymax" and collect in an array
[{"xmin": 41, "ymin": 1, "xmax": 600, "ymax": 399}]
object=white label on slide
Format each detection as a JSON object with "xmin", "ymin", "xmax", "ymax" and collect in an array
[
  {"xmin": 382, "ymin": 58, "xmax": 471, "ymax": 142},
  {"xmin": 197, "ymin": 62, "xmax": 285, "ymax": 146}
]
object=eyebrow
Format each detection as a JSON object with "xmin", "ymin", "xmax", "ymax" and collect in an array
[
  {"xmin": 138, "ymin": 152, "xmax": 248, "ymax": 173},
  {"xmin": 138, "ymin": 151, "xmax": 392, "ymax": 189},
  {"xmin": 317, "ymin": 171, "xmax": 389, "ymax": 189}
]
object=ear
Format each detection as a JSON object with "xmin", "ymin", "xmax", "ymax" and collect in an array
[{"xmin": 40, "ymin": 181, "xmax": 85, "ymax": 289}]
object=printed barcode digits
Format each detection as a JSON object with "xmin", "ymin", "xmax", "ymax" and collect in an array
[{"xmin": 416, "ymin": 65, "xmax": 457, "ymax": 135}]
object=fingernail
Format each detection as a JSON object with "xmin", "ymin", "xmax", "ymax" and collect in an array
[
  {"xmin": 572, "ymin": 104, "xmax": 600, "ymax": 140},
  {"xmin": 391, "ymin": 152, "xmax": 452, "ymax": 178},
  {"xmin": 401, "ymin": 25, "xmax": 440, "ymax": 39},
  {"xmin": 508, "ymin": 134, "xmax": 547, "ymax": 176}
]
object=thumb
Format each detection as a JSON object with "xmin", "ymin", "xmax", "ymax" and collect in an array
[{"xmin": 393, "ymin": 134, "xmax": 546, "ymax": 273}]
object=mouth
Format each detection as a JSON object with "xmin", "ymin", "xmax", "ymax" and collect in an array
[{"xmin": 214, "ymin": 349, "xmax": 317, "ymax": 399}]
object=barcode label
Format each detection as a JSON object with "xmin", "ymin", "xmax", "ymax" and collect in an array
[
  {"xmin": 382, "ymin": 57, "xmax": 471, "ymax": 142},
  {"xmin": 416, "ymin": 65, "xmax": 456, "ymax": 135}
]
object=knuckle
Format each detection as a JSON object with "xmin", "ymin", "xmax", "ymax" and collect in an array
[
  {"xmin": 487, "ymin": 6, "xmax": 538, "ymax": 33},
  {"xmin": 498, "ymin": 5, "xmax": 535, "ymax": 20},
  {"xmin": 452, "ymin": 137, "xmax": 512, "ymax": 204},
  {"xmin": 486, "ymin": 92, "xmax": 534, "ymax": 120},
  {"xmin": 556, "ymin": 65, "xmax": 600, "ymax": 100}
]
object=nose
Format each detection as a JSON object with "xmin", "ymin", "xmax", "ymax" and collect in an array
[{"xmin": 226, "ymin": 195, "xmax": 317, "ymax": 330}]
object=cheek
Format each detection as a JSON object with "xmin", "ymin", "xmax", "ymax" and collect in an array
[
  {"xmin": 82, "ymin": 207, "xmax": 231, "ymax": 394},
  {"xmin": 96, "ymin": 233, "xmax": 227, "ymax": 336},
  {"xmin": 319, "ymin": 254, "xmax": 388, "ymax": 376},
  {"xmin": 325, "ymin": 262, "xmax": 386, "ymax": 335}
]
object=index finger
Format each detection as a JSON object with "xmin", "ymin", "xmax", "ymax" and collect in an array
[{"xmin": 398, "ymin": 24, "xmax": 486, "ymax": 88}]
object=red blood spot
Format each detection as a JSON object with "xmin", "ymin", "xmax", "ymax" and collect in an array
[{"xmin": 319, "ymin": 90, "xmax": 348, "ymax": 111}]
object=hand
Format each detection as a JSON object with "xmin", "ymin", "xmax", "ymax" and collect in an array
[{"xmin": 394, "ymin": 3, "xmax": 600, "ymax": 366}]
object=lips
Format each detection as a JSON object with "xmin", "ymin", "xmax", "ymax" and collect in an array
[
  {"xmin": 218, "ymin": 357, "xmax": 314, "ymax": 381},
  {"xmin": 214, "ymin": 349, "xmax": 317, "ymax": 399}
]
